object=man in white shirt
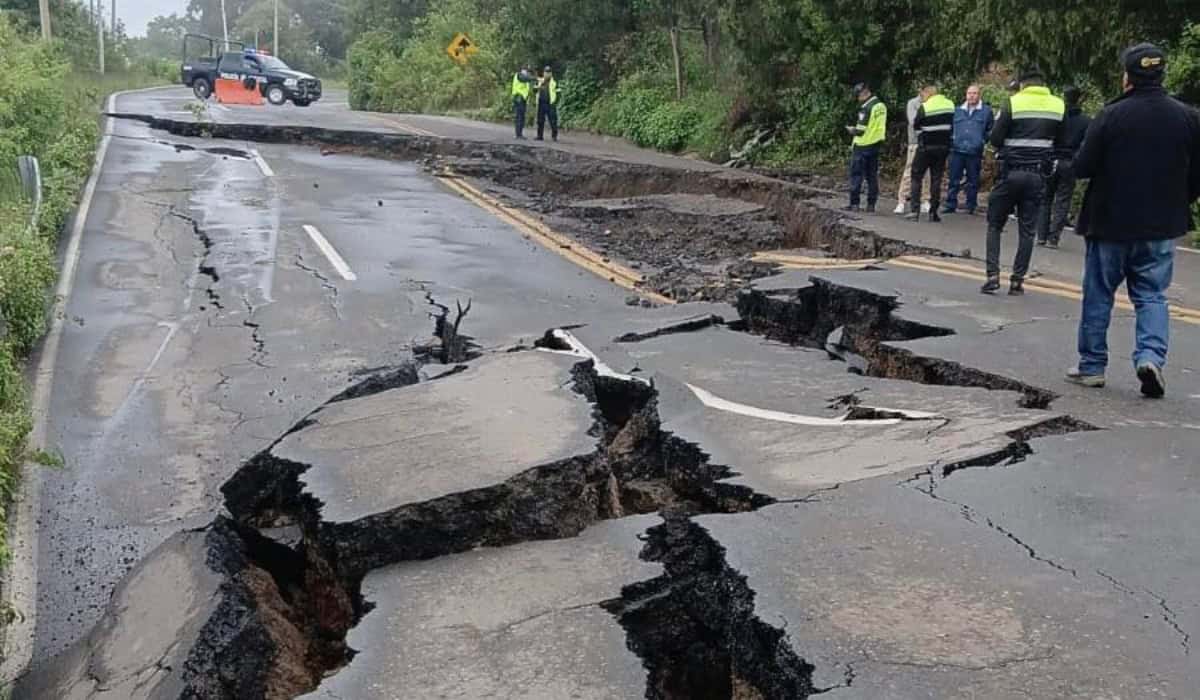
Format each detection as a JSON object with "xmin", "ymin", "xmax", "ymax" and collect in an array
[{"xmin": 895, "ymin": 89, "xmax": 932, "ymax": 214}]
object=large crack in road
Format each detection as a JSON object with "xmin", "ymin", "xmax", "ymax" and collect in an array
[{"xmin": 27, "ymin": 111, "xmax": 1188, "ymax": 698}]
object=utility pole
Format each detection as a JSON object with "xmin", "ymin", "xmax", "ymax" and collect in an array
[
  {"xmin": 97, "ymin": 4, "xmax": 105, "ymax": 74},
  {"xmin": 273, "ymin": 0, "xmax": 279, "ymax": 56},
  {"xmin": 220, "ymin": 0, "xmax": 229, "ymax": 50},
  {"xmin": 38, "ymin": 0, "xmax": 51, "ymax": 40}
]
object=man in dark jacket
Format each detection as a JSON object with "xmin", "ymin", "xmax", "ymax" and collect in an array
[
  {"xmin": 905, "ymin": 84, "xmax": 955, "ymax": 222},
  {"xmin": 943, "ymin": 85, "xmax": 994, "ymax": 215},
  {"xmin": 1067, "ymin": 43, "xmax": 1200, "ymax": 398},
  {"xmin": 1037, "ymin": 86, "xmax": 1091, "ymax": 247}
]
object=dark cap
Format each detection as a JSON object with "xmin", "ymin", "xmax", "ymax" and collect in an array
[
  {"xmin": 852, "ymin": 82, "xmax": 867, "ymax": 94},
  {"xmin": 1006, "ymin": 78, "xmax": 1020, "ymax": 92},
  {"xmin": 1122, "ymin": 42, "xmax": 1166, "ymax": 83},
  {"xmin": 1018, "ymin": 66, "xmax": 1044, "ymax": 82},
  {"xmin": 544, "ymin": 65, "xmax": 553, "ymax": 72}
]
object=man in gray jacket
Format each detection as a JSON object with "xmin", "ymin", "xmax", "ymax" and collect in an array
[{"xmin": 894, "ymin": 88, "xmax": 931, "ymax": 214}]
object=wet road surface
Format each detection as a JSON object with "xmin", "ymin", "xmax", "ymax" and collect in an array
[{"xmin": 8, "ymin": 86, "xmax": 1200, "ymax": 699}]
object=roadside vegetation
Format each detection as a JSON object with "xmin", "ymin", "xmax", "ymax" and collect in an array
[{"xmin": 0, "ymin": 7, "xmax": 169, "ymax": 563}]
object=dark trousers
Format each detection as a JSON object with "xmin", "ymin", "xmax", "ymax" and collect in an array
[
  {"xmin": 944, "ymin": 151, "xmax": 982, "ymax": 212},
  {"xmin": 986, "ymin": 167, "xmax": 1045, "ymax": 282},
  {"xmin": 513, "ymin": 97, "xmax": 527, "ymax": 138},
  {"xmin": 909, "ymin": 146, "xmax": 948, "ymax": 213},
  {"xmin": 537, "ymin": 101, "xmax": 558, "ymax": 140},
  {"xmin": 848, "ymin": 145, "xmax": 880, "ymax": 207},
  {"xmin": 1038, "ymin": 158, "xmax": 1077, "ymax": 244}
]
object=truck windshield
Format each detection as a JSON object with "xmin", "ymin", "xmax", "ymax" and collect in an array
[{"xmin": 256, "ymin": 56, "xmax": 291, "ymax": 71}]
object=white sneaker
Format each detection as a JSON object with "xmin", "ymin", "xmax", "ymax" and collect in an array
[
  {"xmin": 920, "ymin": 202, "xmax": 931, "ymax": 214},
  {"xmin": 893, "ymin": 203, "xmax": 906, "ymax": 214}
]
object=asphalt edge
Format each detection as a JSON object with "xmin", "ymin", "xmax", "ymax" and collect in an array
[{"xmin": 0, "ymin": 84, "xmax": 176, "ymax": 685}]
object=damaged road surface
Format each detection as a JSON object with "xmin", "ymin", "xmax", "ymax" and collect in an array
[{"xmin": 11, "ymin": 86, "xmax": 1200, "ymax": 699}]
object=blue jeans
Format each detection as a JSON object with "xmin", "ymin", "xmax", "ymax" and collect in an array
[
  {"xmin": 848, "ymin": 145, "xmax": 880, "ymax": 207},
  {"xmin": 944, "ymin": 151, "xmax": 982, "ymax": 212},
  {"xmin": 1077, "ymin": 238, "xmax": 1175, "ymax": 375}
]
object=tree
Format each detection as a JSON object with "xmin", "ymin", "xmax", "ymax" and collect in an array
[
  {"xmin": 135, "ymin": 13, "xmax": 196, "ymax": 60},
  {"xmin": 234, "ymin": 0, "xmax": 316, "ymax": 65}
]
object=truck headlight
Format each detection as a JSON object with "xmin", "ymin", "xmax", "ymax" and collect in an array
[{"xmin": 283, "ymin": 78, "xmax": 298, "ymax": 87}]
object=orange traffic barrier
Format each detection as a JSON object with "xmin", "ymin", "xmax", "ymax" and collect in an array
[{"xmin": 215, "ymin": 77, "xmax": 263, "ymax": 106}]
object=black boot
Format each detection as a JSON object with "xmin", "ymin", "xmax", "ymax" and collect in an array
[
  {"xmin": 928, "ymin": 211, "xmax": 942, "ymax": 223},
  {"xmin": 1008, "ymin": 279, "xmax": 1025, "ymax": 296},
  {"xmin": 980, "ymin": 277, "xmax": 1001, "ymax": 295},
  {"xmin": 904, "ymin": 212, "xmax": 920, "ymax": 222},
  {"xmin": 842, "ymin": 204, "xmax": 861, "ymax": 212}
]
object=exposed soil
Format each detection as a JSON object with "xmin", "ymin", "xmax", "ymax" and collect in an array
[{"xmin": 109, "ymin": 114, "xmax": 949, "ymax": 302}]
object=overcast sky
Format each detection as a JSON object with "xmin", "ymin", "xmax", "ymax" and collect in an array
[{"xmin": 118, "ymin": 0, "xmax": 189, "ymax": 36}]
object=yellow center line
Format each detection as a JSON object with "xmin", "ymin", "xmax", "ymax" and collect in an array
[{"xmin": 437, "ymin": 173, "xmax": 675, "ymax": 305}]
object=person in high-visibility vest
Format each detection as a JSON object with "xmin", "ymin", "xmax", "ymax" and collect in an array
[
  {"xmin": 844, "ymin": 82, "xmax": 887, "ymax": 212},
  {"xmin": 905, "ymin": 85, "xmax": 956, "ymax": 222},
  {"xmin": 512, "ymin": 67, "xmax": 536, "ymax": 139},
  {"xmin": 982, "ymin": 66, "xmax": 1067, "ymax": 296},
  {"xmin": 536, "ymin": 65, "xmax": 560, "ymax": 142}
]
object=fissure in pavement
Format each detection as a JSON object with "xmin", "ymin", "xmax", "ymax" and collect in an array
[
  {"xmin": 735, "ymin": 277, "xmax": 1062, "ymax": 409},
  {"xmin": 117, "ymin": 343, "xmax": 815, "ymax": 699}
]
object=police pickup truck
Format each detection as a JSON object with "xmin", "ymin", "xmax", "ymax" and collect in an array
[{"xmin": 181, "ymin": 37, "xmax": 322, "ymax": 107}]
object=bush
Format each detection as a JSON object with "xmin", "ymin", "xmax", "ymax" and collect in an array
[{"xmin": 346, "ymin": 0, "xmax": 511, "ymax": 114}]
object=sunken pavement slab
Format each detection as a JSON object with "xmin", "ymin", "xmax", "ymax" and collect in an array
[
  {"xmin": 298, "ymin": 516, "xmax": 660, "ymax": 700},
  {"xmin": 277, "ymin": 350, "xmax": 596, "ymax": 524}
]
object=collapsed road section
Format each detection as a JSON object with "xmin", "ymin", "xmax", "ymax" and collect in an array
[
  {"xmin": 106, "ymin": 113, "xmax": 944, "ymax": 302},
  {"xmin": 17, "ymin": 345, "xmax": 817, "ymax": 699}
]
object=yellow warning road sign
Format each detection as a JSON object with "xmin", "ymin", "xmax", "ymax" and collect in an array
[{"xmin": 446, "ymin": 32, "xmax": 479, "ymax": 65}]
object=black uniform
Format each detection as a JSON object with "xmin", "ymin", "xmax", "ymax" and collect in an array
[
  {"xmin": 985, "ymin": 85, "xmax": 1067, "ymax": 289},
  {"xmin": 909, "ymin": 94, "xmax": 955, "ymax": 216},
  {"xmin": 1037, "ymin": 106, "xmax": 1091, "ymax": 245}
]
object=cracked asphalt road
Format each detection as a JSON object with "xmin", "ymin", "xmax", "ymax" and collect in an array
[{"xmin": 11, "ymin": 86, "xmax": 1200, "ymax": 698}]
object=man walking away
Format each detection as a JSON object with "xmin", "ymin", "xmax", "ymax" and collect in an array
[
  {"xmin": 895, "ymin": 89, "xmax": 931, "ymax": 214},
  {"xmin": 943, "ymin": 85, "xmax": 994, "ymax": 215},
  {"xmin": 1037, "ymin": 85, "xmax": 1090, "ymax": 247},
  {"xmin": 511, "ymin": 66, "xmax": 535, "ymax": 139},
  {"xmin": 1067, "ymin": 44, "xmax": 1200, "ymax": 398},
  {"xmin": 905, "ymin": 85, "xmax": 955, "ymax": 223},
  {"xmin": 982, "ymin": 67, "xmax": 1066, "ymax": 296},
  {"xmin": 844, "ymin": 82, "xmax": 887, "ymax": 213},
  {"xmin": 536, "ymin": 65, "xmax": 559, "ymax": 142}
]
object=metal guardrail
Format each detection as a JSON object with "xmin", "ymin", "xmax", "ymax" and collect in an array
[{"xmin": 17, "ymin": 155, "xmax": 42, "ymax": 233}]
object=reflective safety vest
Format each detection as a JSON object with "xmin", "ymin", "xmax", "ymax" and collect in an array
[
  {"xmin": 538, "ymin": 77, "xmax": 558, "ymax": 106},
  {"xmin": 1000, "ymin": 85, "xmax": 1065, "ymax": 162},
  {"xmin": 512, "ymin": 73, "xmax": 531, "ymax": 101},
  {"xmin": 915, "ymin": 93, "xmax": 955, "ymax": 148},
  {"xmin": 852, "ymin": 96, "xmax": 887, "ymax": 147}
]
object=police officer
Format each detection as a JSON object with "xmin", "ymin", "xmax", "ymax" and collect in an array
[
  {"xmin": 1037, "ymin": 85, "xmax": 1090, "ymax": 248},
  {"xmin": 536, "ymin": 65, "xmax": 559, "ymax": 142},
  {"xmin": 905, "ymin": 84, "xmax": 955, "ymax": 223},
  {"xmin": 982, "ymin": 67, "xmax": 1067, "ymax": 295},
  {"xmin": 844, "ymin": 82, "xmax": 887, "ymax": 212},
  {"xmin": 511, "ymin": 66, "xmax": 536, "ymax": 139}
]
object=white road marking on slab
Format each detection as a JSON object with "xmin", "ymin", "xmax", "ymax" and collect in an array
[
  {"xmin": 539, "ymin": 329, "xmax": 649, "ymax": 384},
  {"xmin": 302, "ymin": 225, "xmax": 357, "ymax": 281},
  {"xmin": 1178, "ymin": 246, "xmax": 1199, "ymax": 255},
  {"xmin": 685, "ymin": 383, "xmax": 939, "ymax": 427},
  {"xmin": 250, "ymin": 149, "xmax": 274, "ymax": 177},
  {"xmin": 539, "ymin": 329, "xmax": 938, "ymax": 426}
]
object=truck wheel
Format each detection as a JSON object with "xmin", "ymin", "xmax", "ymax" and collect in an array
[
  {"xmin": 266, "ymin": 85, "xmax": 287, "ymax": 106},
  {"xmin": 293, "ymin": 99, "xmax": 311, "ymax": 107},
  {"xmin": 193, "ymin": 78, "xmax": 212, "ymax": 100}
]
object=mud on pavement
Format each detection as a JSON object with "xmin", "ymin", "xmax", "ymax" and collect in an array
[{"xmin": 107, "ymin": 113, "xmax": 945, "ymax": 302}]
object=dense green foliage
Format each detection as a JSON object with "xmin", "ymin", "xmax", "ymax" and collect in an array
[
  {"xmin": 332, "ymin": 0, "xmax": 1200, "ymax": 164},
  {"xmin": 0, "ymin": 13, "xmax": 167, "ymax": 562}
]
